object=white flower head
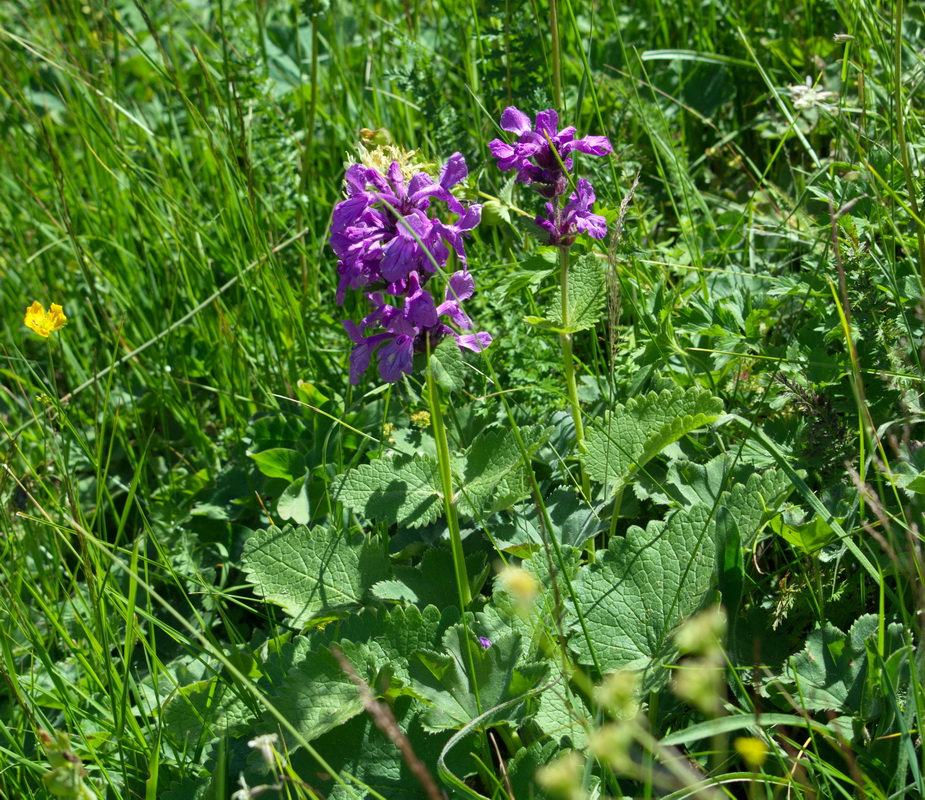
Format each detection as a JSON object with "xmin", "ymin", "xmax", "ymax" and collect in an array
[
  {"xmin": 789, "ymin": 76, "xmax": 837, "ymax": 111},
  {"xmin": 247, "ymin": 733, "xmax": 279, "ymax": 769}
]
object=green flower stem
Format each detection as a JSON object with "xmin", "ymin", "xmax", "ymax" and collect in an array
[
  {"xmin": 425, "ymin": 359, "xmax": 485, "ymax": 720},
  {"xmin": 550, "ymin": 0, "xmax": 562, "ymax": 108},
  {"xmin": 558, "ymin": 244, "xmax": 592, "ymax": 501},
  {"xmin": 425, "ymin": 369, "xmax": 471, "ymax": 609}
]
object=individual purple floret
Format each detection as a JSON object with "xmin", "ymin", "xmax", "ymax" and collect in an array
[
  {"xmin": 535, "ymin": 179, "xmax": 607, "ymax": 246},
  {"xmin": 489, "ymin": 107, "xmax": 611, "ymax": 198},
  {"xmin": 342, "ymin": 270, "xmax": 491, "ymax": 385},
  {"xmin": 477, "ymin": 636, "xmax": 493, "ymax": 649},
  {"xmin": 331, "ymin": 155, "xmax": 481, "ymax": 304}
]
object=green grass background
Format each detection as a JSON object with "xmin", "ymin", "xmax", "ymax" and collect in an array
[{"xmin": 2, "ymin": 0, "xmax": 924, "ymax": 797}]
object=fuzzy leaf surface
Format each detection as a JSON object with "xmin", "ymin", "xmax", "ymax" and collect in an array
[
  {"xmin": 330, "ymin": 455, "xmax": 443, "ymax": 528},
  {"xmin": 583, "ymin": 388, "xmax": 724, "ymax": 492},
  {"xmin": 410, "ymin": 627, "xmax": 548, "ymax": 730},
  {"xmin": 372, "ymin": 548, "xmax": 489, "ymax": 609},
  {"xmin": 525, "ymin": 254, "xmax": 606, "ymax": 333},
  {"xmin": 783, "ymin": 615, "xmax": 908, "ymax": 715},
  {"xmin": 428, "ymin": 335, "xmax": 466, "ymax": 392},
  {"xmin": 242, "ymin": 524, "xmax": 389, "ymax": 626},
  {"xmin": 457, "ymin": 424, "xmax": 548, "ymax": 517},
  {"xmin": 293, "ymin": 695, "xmax": 476, "ymax": 799},
  {"xmin": 260, "ymin": 645, "xmax": 371, "ymax": 741},
  {"xmin": 571, "ymin": 504, "xmax": 717, "ymax": 673}
]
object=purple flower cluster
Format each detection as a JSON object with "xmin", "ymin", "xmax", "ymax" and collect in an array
[
  {"xmin": 489, "ymin": 107, "xmax": 611, "ymax": 246},
  {"xmin": 331, "ymin": 153, "xmax": 491, "ymax": 385}
]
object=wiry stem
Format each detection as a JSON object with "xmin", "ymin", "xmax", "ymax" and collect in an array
[{"xmin": 558, "ymin": 244, "xmax": 592, "ymax": 501}]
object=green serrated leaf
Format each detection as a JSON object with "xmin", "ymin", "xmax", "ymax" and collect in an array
[
  {"xmin": 507, "ymin": 740, "xmax": 561, "ymax": 800},
  {"xmin": 162, "ymin": 678, "xmax": 255, "ymax": 759},
  {"xmin": 411, "ymin": 627, "xmax": 548, "ymax": 730},
  {"xmin": 372, "ymin": 548, "xmax": 489, "ymax": 609},
  {"xmin": 241, "ymin": 524, "xmax": 389, "ymax": 626},
  {"xmin": 719, "ymin": 468, "xmax": 793, "ymax": 546},
  {"xmin": 583, "ymin": 388, "xmax": 724, "ymax": 493},
  {"xmin": 782, "ymin": 615, "xmax": 909, "ymax": 717},
  {"xmin": 261, "ymin": 645, "xmax": 369, "ymax": 742},
  {"xmin": 457, "ymin": 425, "xmax": 549, "ymax": 518},
  {"xmin": 534, "ymin": 682, "xmax": 592, "ymax": 749},
  {"xmin": 526, "ymin": 254, "xmax": 606, "ymax": 334},
  {"xmin": 429, "ymin": 336, "xmax": 467, "ymax": 392},
  {"xmin": 294, "ymin": 695, "xmax": 476, "ymax": 799},
  {"xmin": 330, "ymin": 455, "xmax": 443, "ymax": 528},
  {"xmin": 571, "ymin": 504, "xmax": 718, "ymax": 673}
]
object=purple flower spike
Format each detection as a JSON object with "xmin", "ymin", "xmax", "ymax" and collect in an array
[
  {"xmin": 342, "ymin": 269, "xmax": 491, "ymax": 385},
  {"xmin": 536, "ymin": 178, "xmax": 607, "ymax": 246},
  {"xmin": 330, "ymin": 154, "xmax": 482, "ymax": 302},
  {"xmin": 489, "ymin": 106, "xmax": 612, "ymax": 199},
  {"xmin": 333, "ymin": 151, "xmax": 492, "ymax": 386}
]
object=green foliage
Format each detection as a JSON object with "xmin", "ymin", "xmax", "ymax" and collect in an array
[
  {"xmin": 781, "ymin": 615, "xmax": 911, "ymax": 717},
  {"xmin": 2, "ymin": 0, "xmax": 924, "ymax": 798},
  {"xmin": 331, "ymin": 424, "xmax": 548, "ymax": 526},
  {"xmin": 410, "ymin": 626, "xmax": 549, "ymax": 730},
  {"xmin": 583, "ymin": 388, "xmax": 725, "ymax": 492},
  {"xmin": 526, "ymin": 254, "xmax": 607, "ymax": 334},
  {"xmin": 571, "ymin": 504, "xmax": 719, "ymax": 674},
  {"xmin": 241, "ymin": 524, "xmax": 390, "ymax": 626}
]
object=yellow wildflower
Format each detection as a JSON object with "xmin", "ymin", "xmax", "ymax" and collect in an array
[{"xmin": 24, "ymin": 301, "xmax": 67, "ymax": 338}]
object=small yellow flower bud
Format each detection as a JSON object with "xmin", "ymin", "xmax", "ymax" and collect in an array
[
  {"xmin": 535, "ymin": 751, "xmax": 586, "ymax": 800},
  {"xmin": 734, "ymin": 736, "xmax": 769, "ymax": 767},
  {"xmin": 596, "ymin": 670, "xmax": 640, "ymax": 719},
  {"xmin": 499, "ymin": 566, "xmax": 539, "ymax": 605},
  {"xmin": 410, "ymin": 410, "xmax": 431, "ymax": 429}
]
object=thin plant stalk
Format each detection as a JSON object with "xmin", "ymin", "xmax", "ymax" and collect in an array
[
  {"xmin": 425, "ymin": 361, "xmax": 472, "ymax": 609},
  {"xmin": 424, "ymin": 353, "xmax": 484, "ymax": 719},
  {"xmin": 558, "ymin": 243, "xmax": 592, "ymax": 501},
  {"xmin": 550, "ymin": 0, "xmax": 562, "ymax": 108}
]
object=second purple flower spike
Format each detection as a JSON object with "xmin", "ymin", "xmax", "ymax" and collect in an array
[{"xmin": 489, "ymin": 107, "xmax": 612, "ymax": 198}]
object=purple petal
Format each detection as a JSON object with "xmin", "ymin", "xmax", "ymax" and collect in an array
[
  {"xmin": 344, "ymin": 164, "xmax": 372, "ymax": 192},
  {"xmin": 499, "ymin": 107, "xmax": 532, "ymax": 136},
  {"xmin": 445, "ymin": 270, "xmax": 474, "ymax": 303},
  {"xmin": 489, "ymin": 139, "xmax": 524, "ymax": 172},
  {"xmin": 573, "ymin": 178, "xmax": 596, "ymax": 206},
  {"xmin": 408, "ymin": 171, "xmax": 438, "ymax": 204},
  {"xmin": 534, "ymin": 109, "xmax": 559, "ymax": 137},
  {"xmin": 552, "ymin": 126, "xmax": 577, "ymax": 145},
  {"xmin": 562, "ymin": 135, "xmax": 612, "ymax": 157},
  {"xmin": 574, "ymin": 211, "xmax": 607, "ymax": 239},
  {"xmin": 455, "ymin": 331, "xmax": 492, "ymax": 352},
  {"xmin": 332, "ymin": 196, "xmax": 370, "ymax": 232},
  {"xmin": 534, "ymin": 214, "xmax": 558, "ymax": 243},
  {"xmin": 380, "ymin": 228, "xmax": 420, "ymax": 283},
  {"xmin": 386, "ymin": 162, "xmax": 405, "ymax": 195},
  {"xmin": 405, "ymin": 274, "xmax": 439, "ymax": 328},
  {"xmin": 377, "ymin": 334, "xmax": 415, "ymax": 383},
  {"xmin": 439, "ymin": 153, "xmax": 468, "ymax": 190},
  {"xmin": 343, "ymin": 321, "xmax": 377, "ymax": 384},
  {"xmin": 455, "ymin": 205, "xmax": 482, "ymax": 232}
]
